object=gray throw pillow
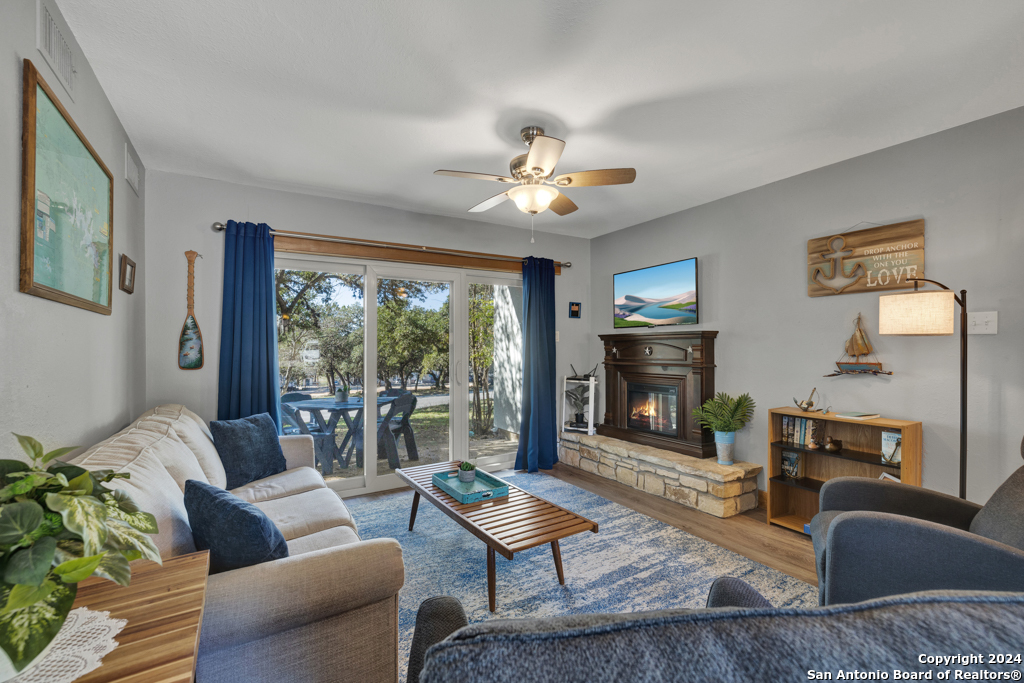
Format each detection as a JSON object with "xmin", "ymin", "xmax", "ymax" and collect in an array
[{"xmin": 210, "ymin": 413, "xmax": 287, "ymax": 489}]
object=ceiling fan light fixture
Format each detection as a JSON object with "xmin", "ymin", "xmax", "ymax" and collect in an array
[{"xmin": 508, "ymin": 184, "xmax": 558, "ymax": 215}]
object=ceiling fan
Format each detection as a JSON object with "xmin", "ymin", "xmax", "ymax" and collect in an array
[{"xmin": 434, "ymin": 126, "xmax": 636, "ymax": 217}]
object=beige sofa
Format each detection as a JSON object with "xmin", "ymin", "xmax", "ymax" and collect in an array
[{"xmin": 67, "ymin": 404, "xmax": 404, "ymax": 683}]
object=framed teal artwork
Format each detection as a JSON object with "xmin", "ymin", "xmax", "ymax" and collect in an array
[{"xmin": 20, "ymin": 59, "xmax": 113, "ymax": 315}]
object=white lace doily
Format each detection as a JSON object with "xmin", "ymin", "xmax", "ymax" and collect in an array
[{"xmin": 10, "ymin": 608, "xmax": 127, "ymax": 683}]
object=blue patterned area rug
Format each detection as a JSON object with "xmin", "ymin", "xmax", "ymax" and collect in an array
[{"xmin": 346, "ymin": 472, "xmax": 817, "ymax": 681}]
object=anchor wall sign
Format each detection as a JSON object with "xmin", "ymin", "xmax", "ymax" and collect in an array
[{"xmin": 807, "ymin": 220, "xmax": 925, "ymax": 297}]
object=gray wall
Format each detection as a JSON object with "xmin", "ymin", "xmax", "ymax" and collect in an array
[
  {"xmin": 144, "ymin": 171, "xmax": 591, "ymax": 424},
  {"xmin": 590, "ymin": 106, "xmax": 1024, "ymax": 503},
  {"xmin": 0, "ymin": 1, "xmax": 146, "ymax": 457}
]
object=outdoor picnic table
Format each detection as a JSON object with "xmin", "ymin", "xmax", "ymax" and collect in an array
[{"xmin": 283, "ymin": 396, "xmax": 395, "ymax": 471}]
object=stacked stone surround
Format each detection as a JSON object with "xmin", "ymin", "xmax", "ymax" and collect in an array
[{"xmin": 559, "ymin": 432, "xmax": 761, "ymax": 518}]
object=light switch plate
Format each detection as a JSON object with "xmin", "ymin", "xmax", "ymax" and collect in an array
[{"xmin": 967, "ymin": 311, "xmax": 998, "ymax": 334}]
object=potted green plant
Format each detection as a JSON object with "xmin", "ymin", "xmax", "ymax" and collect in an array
[
  {"xmin": 335, "ymin": 379, "xmax": 350, "ymax": 403},
  {"xmin": 0, "ymin": 434, "xmax": 161, "ymax": 677},
  {"xmin": 458, "ymin": 461, "xmax": 477, "ymax": 483},
  {"xmin": 565, "ymin": 385, "xmax": 590, "ymax": 426},
  {"xmin": 691, "ymin": 392, "xmax": 756, "ymax": 465}
]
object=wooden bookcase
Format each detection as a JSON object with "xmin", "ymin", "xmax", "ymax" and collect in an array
[{"xmin": 767, "ymin": 407, "xmax": 922, "ymax": 535}]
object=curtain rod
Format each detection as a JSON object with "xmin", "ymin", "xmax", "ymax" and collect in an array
[{"xmin": 211, "ymin": 222, "xmax": 571, "ymax": 268}]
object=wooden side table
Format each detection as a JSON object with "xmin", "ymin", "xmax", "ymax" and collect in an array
[{"xmin": 71, "ymin": 551, "xmax": 210, "ymax": 683}]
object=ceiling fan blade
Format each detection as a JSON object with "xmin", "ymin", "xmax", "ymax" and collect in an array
[
  {"xmin": 551, "ymin": 168, "xmax": 636, "ymax": 187},
  {"xmin": 435, "ymin": 170, "xmax": 516, "ymax": 183},
  {"xmin": 549, "ymin": 191, "xmax": 578, "ymax": 216},
  {"xmin": 525, "ymin": 135, "xmax": 566, "ymax": 178},
  {"xmin": 468, "ymin": 191, "xmax": 511, "ymax": 213}
]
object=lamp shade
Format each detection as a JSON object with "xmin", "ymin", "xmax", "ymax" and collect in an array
[
  {"xmin": 878, "ymin": 290, "xmax": 955, "ymax": 335},
  {"xmin": 507, "ymin": 184, "xmax": 558, "ymax": 215}
]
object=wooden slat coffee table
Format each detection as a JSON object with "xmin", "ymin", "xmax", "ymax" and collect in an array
[{"xmin": 397, "ymin": 461, "xmax": 598, "ymax": 612}]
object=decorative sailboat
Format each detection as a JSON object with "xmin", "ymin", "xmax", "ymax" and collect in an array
[{"xmin": 825, "ymin": 313, "xmax": 893, "ymax": 377}]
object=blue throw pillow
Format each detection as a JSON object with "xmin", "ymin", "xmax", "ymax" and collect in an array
[
  {"xmin": 210, "ymin": 413, "xmax": 286, "ymax": 489},
  {"xmin": 184, "ymin": 480, "xmax": 288, "ymax": 574}
]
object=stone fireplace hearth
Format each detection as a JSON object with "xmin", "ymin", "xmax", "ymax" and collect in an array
[{"xmin": 558, "ymin": 432, "xmax": 760, "ymax": 518}]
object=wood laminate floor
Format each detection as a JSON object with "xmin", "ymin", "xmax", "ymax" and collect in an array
[{"xmin": 350, "ymin": 463, "xmax": 818, "ymax": 586}]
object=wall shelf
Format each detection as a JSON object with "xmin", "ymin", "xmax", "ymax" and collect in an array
[{"xmin": 767, "ymin": 407, "xmax": 922, "ymax": 536}]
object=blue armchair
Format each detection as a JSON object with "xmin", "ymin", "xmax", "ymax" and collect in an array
[{"xmin": 810, "ymin": 439, "xmax": 1024, "ymax": 605}]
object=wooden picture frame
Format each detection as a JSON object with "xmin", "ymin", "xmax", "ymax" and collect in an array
[
  {"xmin": 20, "ymin": 59, "xmax": 114, "ymax": 315},
  {"xmin": 119, "ymin": 254, "xmax": 136, "ymax": 294}
]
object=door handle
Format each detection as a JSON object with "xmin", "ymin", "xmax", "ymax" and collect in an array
[{"xmin": 455, "ymin": 360, "xmax": 461, "ymax": 386}]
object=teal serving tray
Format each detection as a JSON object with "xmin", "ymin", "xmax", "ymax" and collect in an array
[{"xmin": 432, "ymin": 469, "xmax": 510, "ymax": 504}]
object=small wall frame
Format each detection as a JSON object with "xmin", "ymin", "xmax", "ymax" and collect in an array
[{"xmin": 119, "ymin": 254, "xmax": 136, "ymax": 294}]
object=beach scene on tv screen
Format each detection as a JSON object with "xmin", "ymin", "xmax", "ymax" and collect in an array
[{"xmin": 614, "ymin": 259, "xmax": 697, "ymax": 327}]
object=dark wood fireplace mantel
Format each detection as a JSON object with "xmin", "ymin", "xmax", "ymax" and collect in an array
[{"xmin": 597, "ymin": 331, "xmax": 718, "ymax": 459}]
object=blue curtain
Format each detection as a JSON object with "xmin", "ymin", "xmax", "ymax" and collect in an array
[
  {"xmin": 516, "ymin": 257, "xmax": 557, "ymax": 472},
  {"xmin": 217, "ymin": 221, "xmax": 281, "ymax": 430}
]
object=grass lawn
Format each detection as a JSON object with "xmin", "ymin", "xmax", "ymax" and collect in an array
[{"xmin": 659, "ymin": 300, "xmax": 696, "ymax": 310}]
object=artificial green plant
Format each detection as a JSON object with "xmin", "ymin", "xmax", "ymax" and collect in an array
[
  {"xmin": 565, "ymin": 385, "xmax": 590, "ymax": 416},
  {"xmin": 691, "ymin": 392, "xmax": 757, "ymax": 433},
  {"xmin": 0, "ymin": 434, "xmax": 161, "ymax": 671}
]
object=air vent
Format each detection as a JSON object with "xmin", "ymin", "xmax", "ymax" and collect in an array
[
  {"xmin": 125, "ymin": 144, "xmax": 140, "ymax": 195},
  {"xmin": 37, "ymin": 0, "xmax": 76, "ymax": 101}
]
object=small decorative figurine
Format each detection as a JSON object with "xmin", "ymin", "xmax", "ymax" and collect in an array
[
  {"xmin": 825, "ymin": 313, "xmax": 893, "ymax": 377},
  {"xmin": 806, "ymin": 437, "xmax": 819, "ymax": 450},
  {"xmin": 794, "ymin": 388, "xmax": 819, "ymax": 412},
  {"xmin": 823, "ymin": 436, "xmax": 843, "ymax": 452}
]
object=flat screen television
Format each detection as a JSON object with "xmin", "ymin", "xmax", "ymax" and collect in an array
[{"xmin": 613, "ymin": 258, "xmax": 698, "ymax": 328}]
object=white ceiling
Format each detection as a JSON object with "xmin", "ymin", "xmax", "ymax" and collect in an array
[{"xmin": 58, "ymin": 0, "xmax": 1024, "ymax": 238}]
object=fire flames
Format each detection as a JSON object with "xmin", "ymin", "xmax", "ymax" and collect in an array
[{"xmin": 629, "ymin": 399, "xmax": 674, "ymax": 432}]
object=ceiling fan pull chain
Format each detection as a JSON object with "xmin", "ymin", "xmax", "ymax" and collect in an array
[{"xmin": 531, "ymin": 214, "xmax": 535, "ymax": 243}]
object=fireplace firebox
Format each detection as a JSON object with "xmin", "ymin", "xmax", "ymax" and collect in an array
[
  {"xmin": 597, "ymin": 331, "xmax": 718, "ymax": 458},
  {"xmin": 626, "ymin": 382, "xmax": 678, "ymax": 436}
]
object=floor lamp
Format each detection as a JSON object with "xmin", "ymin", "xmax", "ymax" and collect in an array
[{"xmin": 878, "ymin": 278, "xmax": 967, "ymax": 499}]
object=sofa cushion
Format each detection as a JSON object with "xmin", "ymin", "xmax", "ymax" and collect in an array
[
  {"xmin": 133, "ymin": 420, "xmax": 209, "ymax": 490},
  {"xmin": 971, "ymin": 466, "xmax": 1024, "ymax": 551},
  {"xmin": 210, "ymin": 414, "xmax": 287, "ymax": 489},
  {"xmin": 138, "ymin": 405, "xmax": 227, "ymax": 488},
  {"xmin": 254, "ymin": 488, "xmax": 356, "ymax": 540},
  {"xmin": 185, "ymin": 480, "xmax": 289, "ymax": 574},
  {"xmin": 230, "ymin": 467, "xmax": 326, "ymax": 504},
  {"xmin": 72, "ymin": 433, "xmax": 197, "ymax": 558},
  {"xmin": 285, "ymin": 525, "xmax": 361, "ymax": 556}
]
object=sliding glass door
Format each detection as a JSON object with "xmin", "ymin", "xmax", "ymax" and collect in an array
[
  {"xmin": 275, "ymin": 258, "xmax": 368, "ymax": 490},
  {"xmin": 467, "ymin": 276, "xmax": 524, "ymax": 470},
  {"xmin": 276, "ymin": 254, "xmax": 520, "ymax": 495}
]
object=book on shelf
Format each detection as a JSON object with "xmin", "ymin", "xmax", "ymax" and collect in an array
[
  {"xmin": 781, "ymin": 416, "xmax": 790, "ymax": 442},
  {"xmin": 881, "ymin": 429, "xmax": 902, "ymax": 465},
  {"xmin": 878, "ymin": 472, "xmax": 900, "ymax": 483},
  {"xmin": 781, "ymin": 451, "xmax": 804, "ymax": 478},
  {"xmin": 836, "ymin": 411, "xmax": 881, "ymax": 420}
]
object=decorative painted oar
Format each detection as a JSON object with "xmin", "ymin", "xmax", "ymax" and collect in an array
[{"xmin": 178, "ymin": 250, "xmax": 204, "ymax": 369}]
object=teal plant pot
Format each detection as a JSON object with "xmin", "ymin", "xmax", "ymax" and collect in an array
[{"xmin": 714, "ymin": 431, "xmax": 736, "ymax": 465}]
